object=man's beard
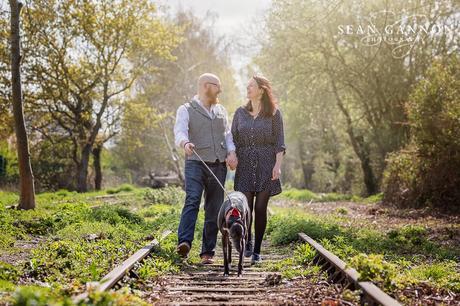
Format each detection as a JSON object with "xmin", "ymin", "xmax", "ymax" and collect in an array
[{"xmin": 205, "ymin": 88, "xmax": 218, "ymax": 104}]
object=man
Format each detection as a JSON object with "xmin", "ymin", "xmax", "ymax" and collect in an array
[{"xmin": 174, "ymin": 73, "xmax": 237, "ymax": 264}]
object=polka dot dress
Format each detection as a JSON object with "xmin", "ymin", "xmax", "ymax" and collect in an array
[{"xmin": 231, "ymin": 106, "xmax": 286, "ymax": 196}]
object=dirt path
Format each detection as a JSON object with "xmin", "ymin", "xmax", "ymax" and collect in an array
[{"xmin": 142, "ymin": 241, "xmax": 354, "ymax": 306}]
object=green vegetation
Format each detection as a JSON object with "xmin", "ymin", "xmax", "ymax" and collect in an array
[
  {"xmin": 265, "ymin": 243, "xmax": 322, "ymax": 279},
  {"xmin": 0, "ymin": 186, "xmax": 184, "ymax": 305},
  {"xmin": 12, "ymin": 286, "xmax": 148, "ymax": 306},
  {"xmin": 384, "ymin": 57, "xmax": 460, "ymax": 210},
  {"xmin": 280, "ymin": 188, "xmax": 353, "ymax": 202},
  {"xmin": 266, "ymin": 213, "xmax": 344, "ymax": 245},
  {"xmin": 106, "ymin": 184, "xmax": 136, "ymax": 194},
  {"xmin": 280, "ymin": 188, "xmax": 383, "ymax": 204},
  {"xmin": 144, "ymin": 187, "xmax": 185, "ymax": 206},
  {"xmin": 1, "ymin": 185, "xmax": 457, "ymax": 304},
  {"xmin": 266, "ymin": 210, "xmax": 460, "ymax": 295},
  {"xmin": 257, "ymin": 0, "xmax": 458, "ymax": 203},
  {"xmin": 138, "ymin": 256, "xmax": 180, "ymax": 280}
]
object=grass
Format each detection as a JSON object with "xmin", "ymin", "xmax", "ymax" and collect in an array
[
  {"xmin": 12, "ymin": 286, "xmax": 148, "ymax": 306},
  {"xmin": 266, "ymin": 208, "xmax": 460, "ymax": 296},
  {"xmin": 262, "ymin": 243, "xmax": 327, "ymax": 282},
  {"xmin": 0, "ymin": 185, "xmax": 185, "ymax": 305},
  {"xmin": 106, "ymin": 183, "xmax": 136, "ymax": 194},
  {"xmin": 2, "ymin": 184, "xmax": 455, "ymax": 304},
  {"xmin": 279, "ymin": 187, "xmax": 383, "ymax": 204}
]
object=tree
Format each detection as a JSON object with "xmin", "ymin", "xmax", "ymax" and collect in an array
[
  {"xmin": 112, "ymin": 10, "xmax": 239, "ymax": 184},
  {"xmin": 384, "ymin": 56, "xmax": 460, "ymax": 210},
  {"xmin": 19, "ymin": 0, "xmax": 180, "ymax": 192},
  {"xmin": 0, "ymin": 4, "xmax": 13, "ymax": 144},
  {"xmin": 9, "ymin": 0, "xmax": 35, "ymax": 209},
  {"xmin": 256, "ymin": 0, "xmax": 458, "ymax": 195}
]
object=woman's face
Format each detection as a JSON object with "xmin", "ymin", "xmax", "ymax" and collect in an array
[{"xmin": 247, "ymin": 78, "xmax": 262, "ymax": 101}]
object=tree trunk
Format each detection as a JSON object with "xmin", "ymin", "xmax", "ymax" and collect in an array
[
  {"xmin": 9, "ymin": 0, "xmax": 36, "ymax": 209},
  {"xmin": 298, "ymin": 140, "xmax": 315, "ymax": 190},
  {"xmin": 77, "ymin": 144, "xmax": 92, "ymax": 192},
  {"xmin": 93, "ymin": 144, "xmax": 102, "ymax": 191},
  {"xmin": 160, "ymin": 120, "xmax": 185, "ymax": 185},
  {"xmin": 329, "ymin": 76, "xmax": 378, "ymax": 196},
  {"xmin": 355, "ymin": 135, "xmax": 378, "ymax": 195}
]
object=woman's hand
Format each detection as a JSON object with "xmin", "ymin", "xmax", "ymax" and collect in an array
[
  {"xmin": 226, "ymin": 151, "xmax": 238, "ymax": 170},
  {"xmin": 271, "ymin": 163, "xmax": 281, "ymax": 180}
]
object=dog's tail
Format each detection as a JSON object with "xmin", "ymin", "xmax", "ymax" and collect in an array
[{"xmin": 229, "ymin": 223, "xmax": 244, "ymax": 252}]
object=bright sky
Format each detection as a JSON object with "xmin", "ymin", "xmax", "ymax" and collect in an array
[
  {"xmin": 166, "ymin": 0, "xmax": 272, "ymax": 37},
  {"xmin": 163, "ymin": 0, "xmax": 273, "ymax": 91}
]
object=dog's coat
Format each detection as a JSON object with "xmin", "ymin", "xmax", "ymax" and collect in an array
[{"xmin": 217, "ymin": 191, "xmax": 250, "ymax": 276}]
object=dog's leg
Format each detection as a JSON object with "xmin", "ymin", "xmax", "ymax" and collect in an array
[
  {"xmin": 238, "ymin": 238, "xmax": 245, "ymax": 276},
  {"xmin": 228, "ymin": 239, "xmax": 232, "ymax": 265},
  {"xmin": 222, "ymin": 233, "xmax": 229, "ymax": 276}
]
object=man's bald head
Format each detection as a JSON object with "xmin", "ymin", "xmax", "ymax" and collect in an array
[
  {"xmin": 198, "ymin": 73, "xmax": 221, "ymax": 88},
  {"xmin": 197, "ymin": 73, "xmax": 222, "ymax": 105}
]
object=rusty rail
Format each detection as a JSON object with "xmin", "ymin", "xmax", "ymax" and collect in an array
[
  {"xmin": 73, "ymin": 230, "xmax": 171, "ymax": 303},
  {"xmin": 298, "ymin": 232, "xmax": 401, "ymax": 306}
]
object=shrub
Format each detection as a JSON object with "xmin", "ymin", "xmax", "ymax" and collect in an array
[
  {"xmin": 13, "ymin": 286, "xmax": 72, "ymax": 306},
  {"xmin": 349, "ymin": 253, "xmax": 397, "ymax": 289},
  {"xmin": 406, "ymin": 262, "xmax": 460, "ymax": 292},
  {"xmin": 267, "ymin": 214, "xmax": 344, "ymax": 245},
  {"xmin": 91, "ymin": 206, "xmax": 143, "ymax": 225},
  {"xmin": 383, "ymin": 56, "xmax": 460, "ymax": 210},
  {"xmin": 28, "ymin": 228, "xmax": 141, "ymax": 284},
  {"xmin": 281, "ymin": 188, "xmax": 353, "ymax": 202},
  {"xmin": 335, "ymin": 207, "xmax": 348, "ymax": 215},
  {"xmin": 143, "ymin": 187, "xmax": 184, "ymax": 205},
  {"xmin": 293, "ymin": 243, "xmax": 316, "ymax": 265},
  {"xmin": 282, "ymin": 188, "xmax": 318, "ymax": 201},
  {"xmin": 137, "ymin": 256, "xmax": 179, "ymax": 280},
  {"xmin": 12, "ymin": 285, "xmax": 147, "ymax": 306},
  {"xmin": 0, "ymin": 261, "xmax": 21, "ymax": 282},
  {"xmin": 106, "ymin": 184, "xmax": 135, "ymax": 194},
  {"xmin": 387, "ymin": 225, "xmax": 428, "ymax": 245}
]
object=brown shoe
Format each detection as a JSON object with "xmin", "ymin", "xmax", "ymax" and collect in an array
[
  {"xmin": 176, "ymin": 241, "xmax": 190, "ymax": 258},
  {"xmin": 200, "ymin": 254, "xmax": 214, "ymax": 265}
]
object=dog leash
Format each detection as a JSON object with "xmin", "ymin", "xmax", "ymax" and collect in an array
[{"xmin": 191, "ymin": 148, "xmax": 232, "ymax": 203}]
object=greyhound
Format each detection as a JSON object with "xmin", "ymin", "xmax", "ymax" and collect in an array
[{"xmin": 217, "ymin": 191, "xmax": 250, "ymax": 276}]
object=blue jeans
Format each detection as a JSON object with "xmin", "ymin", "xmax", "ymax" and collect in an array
[{"xmin": 177, "ymin": 159, "xmax": 227, "ymax": 257}]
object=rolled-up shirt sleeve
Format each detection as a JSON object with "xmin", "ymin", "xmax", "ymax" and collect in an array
[
  {"xmin": 224, "ymin": 107, "xmax": 236, "ymax": 153},
  {"xmin": 274, "ymin": 109, "xmax": 286, "ymax": 154},
  {"xmin": 174, "ymin": 105, "xmax": 189, "ymax": 148}
]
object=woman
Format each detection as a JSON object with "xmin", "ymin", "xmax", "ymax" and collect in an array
[{"xmin": 231, "ymin": 75, "xmax": 286, "ymax": 264}]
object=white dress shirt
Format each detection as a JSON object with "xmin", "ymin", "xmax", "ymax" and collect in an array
[{"xmin": 174, "ymin": 95, "xmax": 236, "ymax": 152}]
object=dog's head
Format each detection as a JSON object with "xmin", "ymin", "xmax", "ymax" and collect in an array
[{"xmin": 226, "ymin": 207, "xmax": 245, "ymax": 252}]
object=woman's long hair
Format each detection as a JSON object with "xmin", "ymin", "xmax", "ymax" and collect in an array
[{"xmin": 245, "ymin": 75, "xmax": 277, "ymax": 117}]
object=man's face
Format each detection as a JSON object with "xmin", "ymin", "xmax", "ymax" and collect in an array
[{"xmin": 204, "ymin": 82, "xmax": 221, "ymax": 104}]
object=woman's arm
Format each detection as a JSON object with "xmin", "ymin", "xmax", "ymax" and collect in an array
[
  {"xmin": 272, "ymin": 109, "xmax": 286, "ymax": 180},
  {"xmin": 273, "ymin": 109, "xmax": 286, "ymax": 155},
  {"xmin": 231, "ymin": 108, "xmax": 240, "ymax": 147},
  {"xmin": 228, "ymin": 108, "xmax": 241, "ymax": 170}
]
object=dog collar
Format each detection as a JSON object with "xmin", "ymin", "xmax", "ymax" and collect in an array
[{"xmin": 225, "ymin": 207, "xmax": 244, "ymax": 227}]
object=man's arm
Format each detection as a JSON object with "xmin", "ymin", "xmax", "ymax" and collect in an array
[
  {"xmin": 174, "ymin": 105, "xmax": 194, "ymax": 156},
  {"xmin": 174, "ymin": 105, "xmax": 189, "ymax": 148}
]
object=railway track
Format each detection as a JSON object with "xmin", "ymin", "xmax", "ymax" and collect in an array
[{"xmin": 74, "ymin": 232, "xmax": 402, "ymax": 306}]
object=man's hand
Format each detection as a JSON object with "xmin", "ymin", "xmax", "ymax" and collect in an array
[
  {"xmin": 226, "ymin": 151, "xmax": 238, "ymax": 170},
  {"xmin": 184, "ymin": 142, "xmax": 195, "ymax": 156}
]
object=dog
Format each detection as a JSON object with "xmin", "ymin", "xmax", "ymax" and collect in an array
[{"xmin": 217, "ymin": 191, "xmax": 250, "ymax": 276}]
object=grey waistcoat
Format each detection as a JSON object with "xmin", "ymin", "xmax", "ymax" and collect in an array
[{"xmin": 185, "ymin": 100, "xmax": 227, "ymax": 162}]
